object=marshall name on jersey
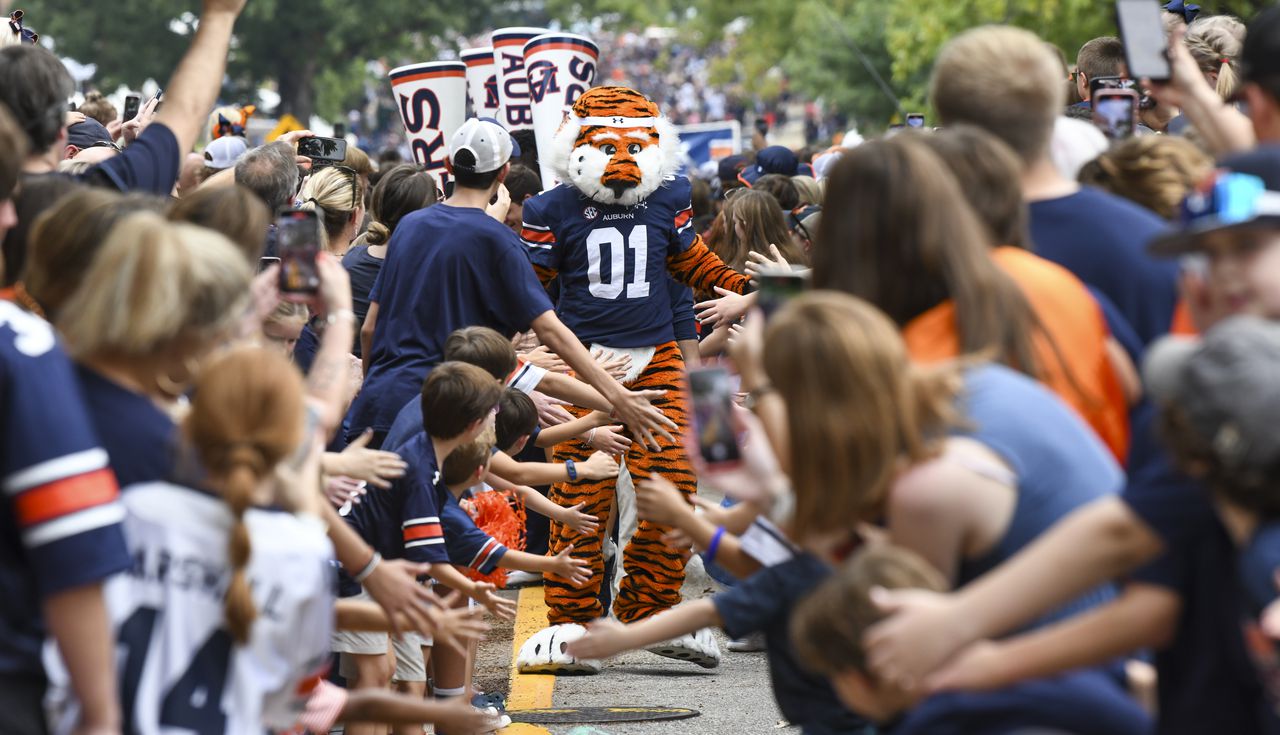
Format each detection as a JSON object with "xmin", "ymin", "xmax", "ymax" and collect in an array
[
  {"xmin": 521, "ymin": 175, "xmax": 699, "ymax": 348},
  {"xmin": 44, "ymin": 483, "xmax": 335, "ymax": 735}
]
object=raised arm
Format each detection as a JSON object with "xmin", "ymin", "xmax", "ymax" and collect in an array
[{"xmin": 154, "ymin": 0, "xmax": 249, "ymax": 157}]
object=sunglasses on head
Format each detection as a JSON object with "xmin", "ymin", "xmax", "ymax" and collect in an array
[{"xmin": 9, "ymin": 10, "xmax": 38, "ymax": 45}]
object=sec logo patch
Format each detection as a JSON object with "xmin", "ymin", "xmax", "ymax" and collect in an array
[{"xmin": 583, "ymin": 206, "xmax": 599, "ymax": 220}]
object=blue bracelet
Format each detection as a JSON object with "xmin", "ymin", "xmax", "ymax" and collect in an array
[
  {"xmin": 706, "ymin": 526, "xmax": 727, "ymax": 564},
  {"xmin": 565, "ymin": 459, "xmax": 578, "ymax": 481}
]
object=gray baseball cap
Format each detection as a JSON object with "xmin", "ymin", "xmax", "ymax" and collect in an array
[{"xmin": 1143, "ymin": 316, "xmax": 1280, "ymax": 469}]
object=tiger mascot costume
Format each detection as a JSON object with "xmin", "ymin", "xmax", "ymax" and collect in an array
[{"xmin": 516, "ymin": 87, "xmax": 748, "ymax": 674}]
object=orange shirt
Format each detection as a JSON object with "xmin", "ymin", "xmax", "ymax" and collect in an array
[{"xmin": 903, "ymin": 247, "xmax": 1131, "ymax": 463}]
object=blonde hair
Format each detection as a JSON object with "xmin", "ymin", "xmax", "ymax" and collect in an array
[
  {"xmin": 791, "ymin": 175, "xmax": 822, "ymax": 206},
  {"xmin": 931, "ymin": 26, "xmax": 1065, "ymax": 163},
  {"xmin": 58, "ymin": 212, "xmax": 252, "ymax": 359},
  {"xmin": 763, "ymin": 292, "xmax": 961, "ymax": 539},
  {"xmin": 299, "ymin": 166, "xmax": 365, "ymax": 249},
  {"xmin": 1077, "ymin": 136, "xmax": 1214, "ymax": 220},
  {"xmin": 56, "ymin": 159, "xmax": 93, "ymax": 175},
  {"xmin": 184, "ymin": 347, "xmax": 305, "ymax": 643},
  {"xmin": 24, "ymin": 189, "xmax": 165, "ymax": 318},
  {"xmin": 1185, "ymin": 17, "xmax": 1244, "ymax": 100},
  {"xmin": 265, "ymin": 300, "xmax": 308, "ymax": 328}
]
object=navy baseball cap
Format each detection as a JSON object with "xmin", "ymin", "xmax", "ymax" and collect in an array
[
  {"xmin": 67, "ymin": 119, "xmax": 117, "ymax": 151},
  {"xmin": 718, "ymin": 154, "xmax": 748, "ymax": 182},
  {"xmin": 1149, "ymin": 170, "xmax": 1280, "ymax": 255},
  {"xmin": 740, "ymin": 145, "xmax": 802, "ymax": 186}
]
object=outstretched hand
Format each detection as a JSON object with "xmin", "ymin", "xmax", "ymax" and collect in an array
[{"xmin": 565, "ymin": 617, "xmax": 632, "ymax": 660}]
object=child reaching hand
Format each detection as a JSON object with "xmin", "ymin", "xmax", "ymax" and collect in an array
[
  {"xmin": 789, "ymin": 545, "xmax": 1151, "ymax": 735},
  {"xmin": 566, "ymin": 508, "xmax": 870, "ymax": 735}
]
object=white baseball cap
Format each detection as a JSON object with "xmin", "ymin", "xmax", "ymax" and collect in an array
[
  {"xmin": 203, "ymin": 135, "xmax": 249, "ymax": 170},
  {"xmin": 448, "ymin": 118, "xmax": 513, "ymax": 174}
]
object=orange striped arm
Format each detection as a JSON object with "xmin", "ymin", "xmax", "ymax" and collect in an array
[{"xmin": 666, "ymin": 235, "xmax": 749, "ymax": 295}]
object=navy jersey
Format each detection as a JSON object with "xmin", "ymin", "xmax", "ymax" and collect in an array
[
  {"xmin": 342, "ymin": 432, "xmax": 448, "ymax": 567},
  {"xmin": 441, "ymin": 493, "xmax": 507, "ymax": 574},
  {"xmin": 0, "ymin": 302, "xmax": 130, "ymax": 674},
  {"xmin": 522, "ymin": 176, "xmax": 745, "ymax": 347}
]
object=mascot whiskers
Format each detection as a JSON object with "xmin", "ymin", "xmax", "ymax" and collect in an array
[{"xmin": 516, "ymin": 87, "xmax": 748, "ymax": 674}]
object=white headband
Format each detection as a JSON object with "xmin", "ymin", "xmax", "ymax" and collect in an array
[{"xmin": 574, "ymin": 115, "xmax": 657, "ymax": 128}]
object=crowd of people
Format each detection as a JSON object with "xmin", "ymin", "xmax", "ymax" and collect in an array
[{"xmin": 4, "ymin": 0, "xmax": 1280, "ymax": 734}]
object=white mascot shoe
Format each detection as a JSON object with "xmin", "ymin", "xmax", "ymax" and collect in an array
[
  {"xmin": 645, "ymin": 627, "xmax": 721, "ymax": 669},
  {"xmin": 516, "ymin": 624, "xmax": 602, "ymax": 675}
]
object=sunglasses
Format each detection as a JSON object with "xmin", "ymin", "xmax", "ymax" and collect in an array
[
  {"xmin": 789, "ymin": 206, "xmax": 821, "ymax": 242},
  {"xmin": 9, "ymin": 10, "xmax": 38, "ymax": 45},
  {"xmin": 329, "ymin": 164, "xmax": 360, "ymax": 211}
]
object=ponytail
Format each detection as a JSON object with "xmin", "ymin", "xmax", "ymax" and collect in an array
[
  {"xmin": 221, "ymin": 445, "xmax": 263, "ymax": 644},
  {"xmin": 364, "ymin": 220, "xmax": 392, "ymax": 246},
  {"xmin": 183, "ymin": 347, "xmax": 307, "ymax": 646}
]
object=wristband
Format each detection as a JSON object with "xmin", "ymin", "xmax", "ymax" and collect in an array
[
  {"xmin": 353, "ymin": 550, "xmax": 382, "ymax": 583},
  {"xmin": 706, "ymin": 526, "xmax": 727, "ymax": 564},
  {"xmin": 565, "ymin": 459, "xmax": 578, "ymax": 481},
  {"xmin": 586, "ymin": 428, "xmax": 598, "ymax": 445},
  {"xmin": 324, "ymin": 309, "xmax": 357, "ymax": 327}
]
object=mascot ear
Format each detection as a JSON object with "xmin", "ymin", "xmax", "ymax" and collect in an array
[{"xmin": 654, "ymin": 116, "xmax": 683, "ymax": 180}]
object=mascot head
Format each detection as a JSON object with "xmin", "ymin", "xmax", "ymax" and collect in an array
[{"xmin": 549, "ymin": 86, "xmax": 681, "ymax": 207}]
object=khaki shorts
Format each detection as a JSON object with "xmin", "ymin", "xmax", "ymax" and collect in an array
[{"xmin": 332, "ymin": 589, "xmax": 434, "ymax": 682}]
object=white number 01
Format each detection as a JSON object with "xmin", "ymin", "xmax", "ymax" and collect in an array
[{"xmin": 586, "ymin": 226, "xmax": 650, "ymax": 300}]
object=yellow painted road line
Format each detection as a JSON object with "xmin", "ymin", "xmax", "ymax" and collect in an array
[{"xmin": 501, "ymin": 587, "xmax": 553, "ymax": 734}]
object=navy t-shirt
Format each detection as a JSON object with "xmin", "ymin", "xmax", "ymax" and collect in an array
[
  {"xmin": 441, "ymin": 493, "xmax": 507, "ymax": 574},
  {"xmin": 75, "ymin": 365, "xmax": 179, "ymax": 490},
  {"xmin": 888, "ymin": 669, "xmax": 1151, "ymax": 735},
  {"xmin": 1238, "ymin": 523, "xmax": 1280, "ymax": 721},
  {"xmin": 1029, "ymin": 187, "xmax": 1176, "ymax": 346},
  {"xmin": 710, "ymin": 554, "xmax": 871, "ymax": 735},
  {"xmin": 1124, "ymin": 453, "xmax": 1278, "ymax": 734},
  {"xmin": 80, "ymin": 123, "xmax": 181, "ymax": 197},
  {"xmin": 342, "ymin": 245, "xmax": 383, "ymax": 358},
  {"xmin": 1134, "ymin": 521, "xmax": 1275, "ymax": 735},
  {"xmin": 347, "ymin": 204, "xmax": 552, "ymax": 438}
]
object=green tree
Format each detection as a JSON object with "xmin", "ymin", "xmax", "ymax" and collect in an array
[{"xmin": 22, "ymin": 0, "xmax": 487, "ymax": 122}]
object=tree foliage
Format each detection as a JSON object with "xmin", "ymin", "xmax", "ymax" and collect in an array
[
  {"xmin": 19, "ymin": 0, "xmax": 1280, "ymax": 130},
  {"xmin": 687, "ymin": 0, "xmax": 1277, "ymax": 130},
  {"xmin": 22, "ymin": 0, "xmax": 490, "ymax": 121}
]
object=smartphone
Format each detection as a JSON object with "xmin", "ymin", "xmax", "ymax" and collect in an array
[
  {"xmin": 1089, "ymin": 75, "xmax": 1136, "ymax": 98},
  {"xmin": 297, "ymin": 136, "xmax": 348, "ymax": 164},
  {"xmin": 333, "ymin": 122, "xmax": 347, "ymax": 139},
  {"xmin": 1117, "ymin": 0, "xmax": 1170, "ymax": 81},
  {"xmin": 276, "ymin": 210, "xmax": 321, "ymax": 298},
  {"xmin": 689, "ymin": 366, "xmax": 742, "ymax": 469},
  {"xmin": 122, "ymin": 94, "xmax": 141, "ymax": 122},
  {"xmin": 906, "ymin": 113, "xmax": 926, "ymax": 128},
  {"xmin": 1092, "ymin": 88, "xmax": 1139, "ymax": 140},
  {"xmin": 756, "ymin": 267, "xmax": 811, "ymax": 319}
]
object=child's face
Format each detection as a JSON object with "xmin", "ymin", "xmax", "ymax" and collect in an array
[
  {"xmin": 263, "ymin": 316, "xmax": 306, "ymax": 358},
  {"xmin": 1204, "ymin": 228, "xmax": 1280, "ymax": 320}
]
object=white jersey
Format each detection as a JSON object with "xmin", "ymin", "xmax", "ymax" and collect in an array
[{"xmin": 45, "ymin": 482, "xmax": 335, "ymax": 735}]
